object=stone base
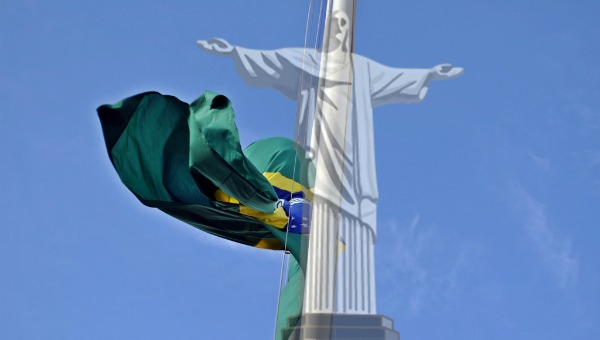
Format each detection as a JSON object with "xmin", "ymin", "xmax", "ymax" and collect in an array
[{"xmin": 282, "ymin": 313, "xmax": 400, "ymax": 340}]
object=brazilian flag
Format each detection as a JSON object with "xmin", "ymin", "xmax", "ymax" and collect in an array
[{"xmin": 98, "ymin": 90, "xmax": 312, "ymax": 339}]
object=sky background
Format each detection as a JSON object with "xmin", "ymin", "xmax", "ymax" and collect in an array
[{"xmin": 1, "ymin": 0, "xmax": 599, "ymax": 339}]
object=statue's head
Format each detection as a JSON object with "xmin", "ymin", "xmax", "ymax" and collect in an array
[{"xmin": 326, "ymin": 10, "xmax": 350, "ymax": 53}]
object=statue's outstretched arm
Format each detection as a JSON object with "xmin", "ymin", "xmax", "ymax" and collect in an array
[
  {"xmin": 368, "ymin": 57, "xmax": 464, "ymax": 107},
  {"xmin": 197, "ymin": 38, "xmax": 311, "ymax": 100}
]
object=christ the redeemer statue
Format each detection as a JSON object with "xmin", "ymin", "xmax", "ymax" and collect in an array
[{"xmin": 198, "ymin": 30, "xmax": 463, "ymax": 314}]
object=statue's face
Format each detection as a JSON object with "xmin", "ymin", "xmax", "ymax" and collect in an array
[{"xmin": 327, "ymin": 10, "xmax": 350, "ymax": 53}]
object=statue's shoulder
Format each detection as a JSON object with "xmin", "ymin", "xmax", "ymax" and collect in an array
[{"xmin": 352, "ymin": 53, "xmax": 376, "ymax": 65}]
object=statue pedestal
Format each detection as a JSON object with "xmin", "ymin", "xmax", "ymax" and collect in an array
[{"xmin": 282, "ymin": 313, "xmax": 400, "ymax": 340}]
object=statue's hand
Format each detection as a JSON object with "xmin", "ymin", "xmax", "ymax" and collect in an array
[
  {"xmin": 196, "ymin": 38, "xmax": 234, "ymax": 55},
  {"xmin": 430, "ymin": 64, "xmax": 464, "ymax": 80}
]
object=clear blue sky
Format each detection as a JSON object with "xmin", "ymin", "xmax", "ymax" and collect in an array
[{"xmin": 1, "ymin": 0, "xmax": 599, "ymax": 339}]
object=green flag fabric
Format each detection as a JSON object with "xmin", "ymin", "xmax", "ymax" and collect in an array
[
  {"xmin": 188, "ymin": 91, "xmax": 278, "ymax": 213},
  {"xmin": 98, "ymin": 91, "xmax": 311, "ymax": 339},
  {"xmin": 97, "ymin": 91, "xmax": 313, "ymax": 254}
]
